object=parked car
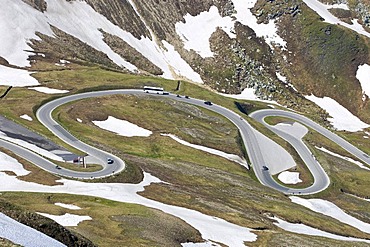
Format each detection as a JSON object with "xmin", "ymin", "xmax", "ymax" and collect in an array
[
  {"xmin": 107, "ymin": 158, "xmax": 114, "ymax": 164},
  {"xmin": 204, "ymin": 101, "xmax": 212, "ymax": 106}
]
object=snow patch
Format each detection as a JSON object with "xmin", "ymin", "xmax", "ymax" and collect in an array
[
  {"xmin": 37, "ymin": 213, "xmax": 91, "ymax": 227},
  {"xmin": 316, "ymin": 146, "xmax": 370, "ymax": 171},
  {"xmin": 231, "ymin": 0, "xmax": 287, "ymax": 49},
  {"xmin": 93, "ymin": 116, "xmax": 152, "ymax": 137},
  {"xmin": 290, "ymin": 196, "xmax": 370, "ymax": 234},
  {"xmin": 161, "ymin": 134, "xmax": 248, "ymax": 168},
  {"xmin": 76, "ymin": 118, "xmax": 82, "ymax": 123},
  {"xmin": 0, "ymin": 151, "xmax": 30, "ymax": 176},
  {"xmin": 356, "ymin": 64, "xmax": 370, "ymax": 100},
  {"xmin": 0, "ymin": 65, "xmax": 39, "ymax": 87},
  {"xmin": 278, "ymin": 171, "xmax": 302, "ymax": 184},
  {"xmin": 220, "ymin": 88, "xmax": 279, "ymax": 105},
  {"xmin": 0, "ymin": 213, "xmax": 66, "ymax": 247},
  {"xmin": 20, "ymin": 114, "xmax": 33, "ymax": 121},
  {"xmin": 272, "ymin": 216, "xmax": 370, "ymax": 243},
  {"xmin": 29, "ymin": 86, "xmax": 69, "ymax": 94},
  {"xmin": 175, "ymin": 6, "xmax": 235, "ymax": 58},
  {"xmin": 305, "ymin": 94, "xmax": 370, "ymax": 132},
  {"xmin": 55, "ymin": 203, "xmax": 81, "ymax": 210}
]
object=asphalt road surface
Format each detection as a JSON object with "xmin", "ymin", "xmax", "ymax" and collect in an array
[{"xmin": 2, "ymin": 89, "xmax": 368, "ymax": 194}]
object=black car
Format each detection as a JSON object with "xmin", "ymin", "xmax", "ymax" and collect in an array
[
  {"xmin": 107, "ymin": 158, "xmax": 114, "ymax": 164},
  {"xmin": 176, "ymin": 94, "xmax": 181, "ymax": 98},
  {"xmin": 204, "ymin": 101, "xmax": 212, "ymax": 106},
  {"xmin": 262, "ymin": 165, "xmax": 269, "ymax": 171},
  {"xmin": 55, "ymin": 165, "xmax": 61, "ymax": 170},
  {"xmin": 185, "ymin": 95, "xmax": 190, "ymax": 99}
]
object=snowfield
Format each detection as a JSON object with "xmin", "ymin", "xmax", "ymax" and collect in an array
[
  {"xmin": 0, "ymin": 165, "xmax": 257, "ymax": 246},
  {"xmin": 290, "ymin": 196, "xmax": 370, "ymax": 234},
  {"xmin": 305, "ymin": 94, "xmax": 370, "ymax": 132},
  {"xmin": 0, "ymin": 213, "xmax": 66, "ymax": 247},
  {"xmin": 0, "ymin": 65, "xmax": 39, "ymax": 87},
  {"xmin": 176, "ymin": 0, "xmax": 287, "ymax": 58},
  {"xmin": 278, "ymin": 171, "xmax": 302, "ymax": 184},
  {"xmin": 176, "ymin": 6, "xmax": 235, "ymax": 58},
  {"xmin": 37, "ymin": 213, "xmax": 91, "ymax": 227},
  {"xmin": 0, "ymin": 0, "xmax": 202, "ymax": 83},
  {"xmin": 92, "ymin": 116, "xmax": 152, "ymax": 137}
]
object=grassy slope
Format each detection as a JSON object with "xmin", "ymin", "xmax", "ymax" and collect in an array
[{"xmin": 0, "ymin": 66, "xmax": 370, "ymax": 245}]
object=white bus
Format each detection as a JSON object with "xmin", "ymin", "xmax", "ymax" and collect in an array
[{"xmin": 143, "ymin": 86, "xmax": 168, "ymax": 95}]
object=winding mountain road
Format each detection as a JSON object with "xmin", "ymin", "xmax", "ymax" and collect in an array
[{"xmin": 2, "ymin": 89, "xmax": 369, "ymax": 194}]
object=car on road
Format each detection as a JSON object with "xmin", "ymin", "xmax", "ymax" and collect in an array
[
  {"xmin": 107, "ymin": 158, "xmax": 114, "ymax": 164},
  {"xmin": 262, "ymin": 165, "xmax": 269, "ymax": 171},
  {"xmin": 185, "ymin": 95, "xmax": 190, "ymax": 99},
  {"xmin": 204, "ymin": 101, "xmax": 212, "ymax": 106},
  {"xmin": 176, "ymin": 94, "xmax": 181, "ymax": 98},
  {"xmin": 55, "ymin": 165, "xmax": 61, "ymax": 170}
]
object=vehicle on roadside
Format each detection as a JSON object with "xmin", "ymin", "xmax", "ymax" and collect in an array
[
  {"xmin": 262, "ymin": 165, "xmax": 269, "ymax": 171},
  {"xmin": 176, "ymin": 94, "xmax": 181, "ymax": 98},
  {"xmin": 107, "ymin": 158, "xmax": 114, "ymax": 164},
  {"xmin": 204, "ymin": 101, "xmax": 212, "ymax": 106},
  {"xmin": 185, "ymin": 95, "xmax": 190, "ymax": 99}
]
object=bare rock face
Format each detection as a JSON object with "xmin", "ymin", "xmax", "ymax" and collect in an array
[
  {"xmin": 83, "ymin": 0, "xmax": 151, "ymax": 40},
  {"xmin": 22, "ymin": 0, "xmax": 47, "ymax": 12}
]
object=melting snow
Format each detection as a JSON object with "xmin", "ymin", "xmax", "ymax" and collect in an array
[
  {"xmin": 182, "ymin": 241, "xmax": 220, "ymax": 247},
  {"xmin": 356, "ymin": 64, "xmax": 370, "ymax": 100},
  {"xmin": 303, "ymin": 0, "xmax": 370, "ymax": 38},
  {"xmin": 272, "ymin": 216, "xmax": 370, "ymax": 243},
  {"xmin": 76, "ymin": 118, "xmax": 82, "ymax": 123},
  {"xmin": 93, "ymin": 116, "xmax": 152, "ymax": 137},
  {"xmin": 175, "ymin": 6, "xmax": 235, "ymax": 58},
  {"xmin": 161, "ymin": 134, "xmax": 248, "ymax": 168},
  {"xmin": 0, "ymin": 0, "xmax": 202, "ymax": 83},
  {"xmin": 0, "ymin": 213, "xmax": 66, "ymax": 247},
  {"xmin": 20, "ymin": 114, "xmax": 33, "ymax": 121},
  {"xmin": 0, "ymin": 171, "xmax": 257, "ymax": 246},
  {"xmin": 316, "ymin": 146, "xmax": 370, "ymax": 171},
  {"xmin": 0, "ymin": 151, "xmax": 30, "ymax": 176},
  {"xmin": 37, "ymin": 212, "xmax": 91, "ymax": 227},
  {"xmin": 220, "ymin": 88, "xmax": 279, "ymax": 105},
  {"xmin": 305, "ymin": 94, "xmax": 370, "ymax": 132},
  {"xmin": 29, "ymin": 86, "xmax": 69, "ymax": 94},
  {"xmin": 278, "ymin": 171, "xmax": 302, "ymax": 184},
  {"xmin": 290, "ymin": 196, "xmax": 370, "ymax": 234},
  {"xmin": 0, "ymin": 65, "xmax": 39, "ymax": 87},
  {"xmin": 175, "ymin": 0, "xmax": 287, "ymax": 57},
  {"xmin": 54, "ymin": 203, "xmax": 81, "ymax": 210},
  {"xmin": 231, "ymin": 0, "xmax": 287, "ymax": 49}
]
